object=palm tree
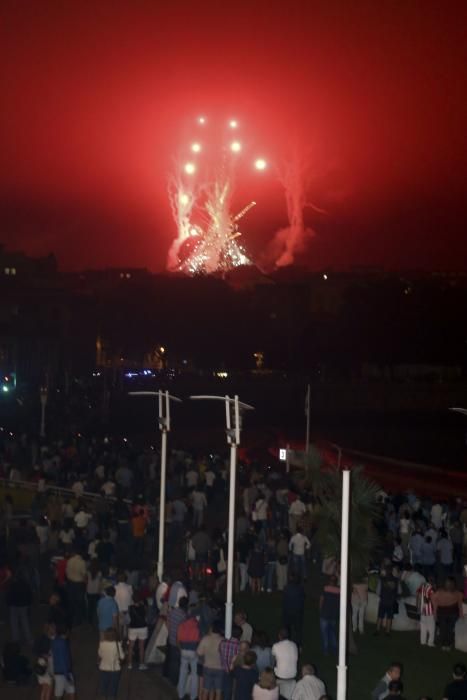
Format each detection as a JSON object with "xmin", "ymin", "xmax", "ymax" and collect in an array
[{"xmin": 305, "ymin": 446, "xmax": 382, "ymax": 579}]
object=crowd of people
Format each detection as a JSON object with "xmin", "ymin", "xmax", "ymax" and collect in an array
[{"xmin": 0, "ymin": 430, "xmax": 466, "ymax": 699}]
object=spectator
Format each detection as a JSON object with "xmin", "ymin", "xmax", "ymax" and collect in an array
[
  {"xmin": 433, "ymin": 577, "xmax": 464, "ymax": 651},
  {"xmin": 271, "ymin": 628, "xmax": 298, "ymax": 700},
  {"xmin": 319, "ymin": 575, "xmax": 339, "ymax": 654},
  {"xmin": 51, "ymin": 624, "xmax": 75, "ymax": 700},
  {"xmin": 232, "ymin": 649, "xmax": 259, "ymax": 700},
  {"xmin": 86, "ymin": 559, "xmax": 102, "ymax": 625},
  {"xmin": 276, "ymin": 532, "xmax": 289, "ymax": 592},
  {"xmin": 65, "ymin": 548, "xmax": 87, "ymax": 626},
  {"xmin": 219, "ymin": 625, "xmax": 242, "ymax": 700},
  {"xmin": 234, "ymin": 611, "xmax": 253, "ymax": 643},
  {"xmin": 6, "ymin": 569, "xmax": 33, "ymax": 646},
  {"xmin": 289, "ymin": 496, "xmax": 306, "ymax": 534},
  {"xmin": 282, "ymin": 575, "xmax": 305, "ymax": 648},
  {"xmin": 192, "ymin": 486, "xmax": 208, "ymax": 528},
  {"xmin": 248, "ymin": 542, "xmax": 265, "ymax": 594},
  {"xmin": 127, "ymin": 591, "xmax": 149, "ymax": 671},
  {"xmin": 291, "ymin": 664, "xmax": 326, "ymax": 700},
  {"xmin": 371, "ymin": 663, "xmax": 403, "ymax": 700},
  {"xmin": 288, "ymin": 527, "xmax": 310, "ymax": 583},
  {"xmin": 197, "ymin": 620, "xmax": 223, "ymax": 700},
  {"xmin": 252, "ymin": 630, "xmax": 273, "ymax": 673},
  {"xmin": 167, "ymin": 595, "xmax": 188, "ymax": 683},
  {"xmin": 351, "ymin": 577, "xmax": 368, "ymax": 634},
  {"xmin": 375, "ymin": 568, "xmax": 399, "ymax": 637},
  {"xmin": 177, "ymin": 610, "xmax": 201, "ymax": 700},
  {"xmin": 97, "ymin": 586, "xmax": 119, "ymax": 638},
  {"xmin": 443, "ymin": 662, "xmax": 467, "ymax": 700},
  {"xmin": 114, "ymin": 571, "xmax": 133, "ymax": 639},
  {"xmin": 417, "ymin": 577, "xmax": 435, "ymax": 648},
  {"xmin": 253, "ymin": 668, "xmax": 279, "ymax": 700},
  {"xmin": 98, "ymin": 627, "xmax": 124, "ymax": 700}
]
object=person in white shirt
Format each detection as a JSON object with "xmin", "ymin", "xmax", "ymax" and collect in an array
[
  {"xmin": 114, "ymin": 572, "xmax": 133, "ymax": 639},
  {"xmin": 271, "ymin": 628, "xmax": 298, "ymax": 700},
  {"xmin": 289, "ymin": 497, "xmax": 306, "ymax": 534},
  {"xmin": 74, "ymin": 507, "xmax": 91, "ymax": 531},
  {"xmin": 289, "ymin": 527, "xmax": 311, "ymax": 582},
  {"xmin": 291, "ymin": 664, "xmax": 326, "ymax": 700}
]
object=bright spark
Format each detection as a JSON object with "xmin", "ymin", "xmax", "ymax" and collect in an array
[
  {"xmin": 191, "ymin": 142, "xmax": 201, "ymax": 153},
  {"xmin": 198, "ymin": 116, "xmax": 206, "ymax": 125},
  {"xmin": 255, "ymin": 158, "xmax": 267, "ymax": 170},
  {"xmin": 229, "ymin": 119, "xmax": 238, "ymax": 129},
  {"xmin": 179, "ymin": 193, "xmax": 189, "ymax": 205},
  {"xmin": 230, "ymin": 141, "xmax": 241, "ymax": 153},
  {"xmin": 184, "ymin": 162, "xmax": 196, "ymax": 175}
]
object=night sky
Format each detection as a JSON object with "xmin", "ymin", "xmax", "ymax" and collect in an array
[{"xmin": 1, "ymin": 1, "xmax": 466, "ymax": 272}]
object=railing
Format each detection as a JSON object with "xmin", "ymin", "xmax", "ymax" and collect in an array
[{"xmin": 0, "ymin": 477, "xmax": 133, "ymax": 506}]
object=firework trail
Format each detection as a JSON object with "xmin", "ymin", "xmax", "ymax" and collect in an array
[
  {"xmin": 166, "ymin": 173, "xmax": 196, "ymax": 270},
  {"xmin": 270, "ymin": 148, "xmax": 326, "ymax": 267}
]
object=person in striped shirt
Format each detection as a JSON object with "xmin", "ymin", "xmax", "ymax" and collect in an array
[{"xmin": 417, "ymin": 578, "xmax": 436, "ymax": 647}]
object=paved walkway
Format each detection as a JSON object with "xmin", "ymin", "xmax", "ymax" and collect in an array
[{"xmin": 0, "ymin": 617, "xmax": 177, "ymax": 700}]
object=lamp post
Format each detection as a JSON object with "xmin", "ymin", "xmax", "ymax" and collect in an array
[
  {"xmin": 330, "ymin": 443, "xmax": 350, "ymax": 700},
  {"xmin": 129, "ymin": 390, "xmax": 182, "ymax": 580},
  {"xmin": 40, "ymin": 386, "xmax": 48, "ymax": 438},
  {"xmin": 190, "ymin": 394, "xmax": 254, "ymax": 638}
]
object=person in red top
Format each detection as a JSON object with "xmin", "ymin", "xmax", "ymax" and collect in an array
[{"xmin": 131, "ymin": 509, "xmax": 146, "ymax": 557}]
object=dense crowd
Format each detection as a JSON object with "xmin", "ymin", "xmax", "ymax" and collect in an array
[{"xmin": 0, "ymin": 430, "xmax": 466, "ymax": 700}]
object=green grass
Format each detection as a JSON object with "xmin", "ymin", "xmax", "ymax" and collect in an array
[{"xmin": 235, "ymin": 572, "xmax": 458, "ymax": 698}]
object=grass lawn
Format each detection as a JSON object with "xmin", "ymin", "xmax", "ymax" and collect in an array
[{"xmin": 235, "ymin": 570, "xmax": 461, "ymax": 699}]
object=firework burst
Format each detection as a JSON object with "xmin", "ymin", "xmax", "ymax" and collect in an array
[{"xmin": 167, "ymin": 116, "xmax": 266, "ymax": 275}]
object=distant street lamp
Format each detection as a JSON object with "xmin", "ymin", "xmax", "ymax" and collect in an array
[
  {"xmin": 40, "ymin": 386, "xmax": 48, "ymax": 438},
  {"xmin": 190, "ymin": 394, "xmax": 254, "ymax": 638},
  {"xmin": 129, "ymin": 390, "xmax": 182, "ymax": 580}
]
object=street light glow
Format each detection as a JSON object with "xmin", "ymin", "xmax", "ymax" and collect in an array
[
  {"xmin": 197, "ymin": 116, "xmax": 206, "ymax": 125},
  {"xmin": 229, "ymin": 119, "xmax": 238, "ymax": 128},
  {"xmin": 254, "ymin": 158, "xmax": 267, "ymax": 170},
  {"xmin": 191, "ymin": 142, "xmax": 201, "ymax": 153},
  {"xmin": 230, "ymin": 141, "xmax": 241, "ymax": 153}
]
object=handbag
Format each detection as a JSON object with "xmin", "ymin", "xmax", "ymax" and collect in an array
[{"xmin": 116, "ymin": 640, "xmax": 126, "ymax": 667}]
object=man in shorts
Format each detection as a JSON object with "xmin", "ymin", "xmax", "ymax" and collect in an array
[
  {"xmin": 197, "ymin": 620, "xmax": 223, "ymax": 700},
  {"xmin": 128, "ymin": 593, "xmax": 148, "ymax": 670},
  {"xmin": 375, "ymin": 569, "xmax": 400, "ymax": 636},
  {"xmin": 51, "ymin": 625, "xmax": 75, "ymax": 700}
]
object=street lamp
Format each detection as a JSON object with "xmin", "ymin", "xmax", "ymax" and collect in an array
[
  {"xmin": 40, "ymin": 386, "xmax": 48, "ymax": 438},
  {"xmin": 329, "ymin": 443, "xmax": 350, "ymax": 700},
  {"xmin": 129, "ymin": 390, "xmax": 182, "ymax": 580},
  {"xmin": 190, "ymin": 394, "xmax": 254, "ymax": 638}
]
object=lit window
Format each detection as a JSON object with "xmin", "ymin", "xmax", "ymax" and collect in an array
[
  {"xmin": 119, "ymin": 273, "xmax": 124, "ymax": 279},
  {"xmin": 126, "ymin": 273, "xmax": 131, "ymax": 279},
  {"xmin": 4, "ymin": 268, "xmax": 10, "ymax": 275},
  {"xmin": 10, "ymin": 268, "xmax": 16, "ymax": 275}
]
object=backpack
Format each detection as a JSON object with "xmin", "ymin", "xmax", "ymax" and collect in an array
[{"xmin": 177, "ymin": 616, "xmax": 200, "ymax": 644}]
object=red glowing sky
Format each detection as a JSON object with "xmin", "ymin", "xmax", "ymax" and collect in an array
[{"xmin": 1, "ymin": 1, "xmax": 466, "ymax": 271}]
